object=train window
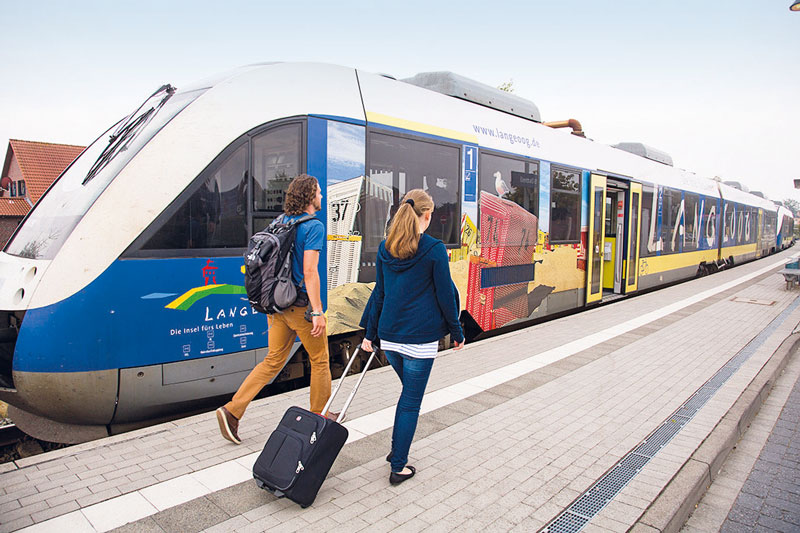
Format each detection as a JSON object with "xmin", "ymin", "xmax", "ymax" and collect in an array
[
  {"xmin": 741, "ymin": 207, "xmax": 749, "ymax": 243},
  {"xmin": 366, "ymin": 132, "xmax": 460, "ymax": 251},
  {"xmin": 591, "ymin": 187, "xmax": 603, "ymax": 294},
  {"xmin": 735, "ymin": 204, "xmax": 742, "ymax": 244},
  {"xmin": 141, "ymin": 143, "xmax": 248, "ymax": 251},
  {"xmin": 723, "ymin": 202, "xmax": 736, "ymax": 245},
  {"xmin": 684, "ymin": 193, "xmax": 699, "ymax": 252},
  {"xmin": 550, "ymin": 166, "xmax": 581, "ymax": 244},
  {"xmin": 7, "ymin": 88, "xmax": 206, "ymax": 260},
  {"xmin": 722, "ymin": 202, "xmax": 730, "ymax": 244},
  {"xmin": 604, "ymin": 196, "xmax": 615, "ymax": 237},
  {"xmin": 701, "ymin": 196, "xmax": 717, "ymax": 248},
  {"xmin": 661, "ymin": 188, "xmax": 682, "ymax": 254},
  {"xmin": 251, "ymin": 123, "xmax": 303, "ymax": 230},
  {"xmin": 640, "ymin": 185, "xmax": 657, "ymax": 258},
  {"xmin": 478, "ymin": 152, "xmax": 539, "ymax": 218},
  {"xmin": 766, "ymin": 212, "xmax": 777, "ymax": 244}
]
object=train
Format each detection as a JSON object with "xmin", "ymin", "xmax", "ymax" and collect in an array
[{"xmin": 0, "ymin": 63, "xmax": 793, "ymax": 443}]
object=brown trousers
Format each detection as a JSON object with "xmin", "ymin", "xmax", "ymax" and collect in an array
[{"xmin": 225, "ymin": 305, "xmax": 330, "ymax": 419}]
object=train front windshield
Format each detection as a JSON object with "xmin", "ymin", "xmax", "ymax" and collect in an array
[{"xmin": 4, "ymin": 86, "xmax": 207, "ymax": 260}]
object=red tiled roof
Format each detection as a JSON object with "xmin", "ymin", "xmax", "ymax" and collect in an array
[
  {"xmin": 0, "ymin": 198, "xmax": 31, "ymax": 217},
  {"xmin": 6, "ymin": 139, "xmax": 85, "ymax": 203}
]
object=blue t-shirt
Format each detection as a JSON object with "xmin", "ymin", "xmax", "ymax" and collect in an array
[{"xmin": 283, "ymin": 214, "xmax": 324, "ymax": 290}]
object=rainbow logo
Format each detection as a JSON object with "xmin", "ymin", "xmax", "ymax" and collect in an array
[{"xmin": 165, "ymin": 284, "xmax": 247, "ymax": 311}]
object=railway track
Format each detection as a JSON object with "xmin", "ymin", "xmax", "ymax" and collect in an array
[
  {"xmin": 0, "ymin": 422, "xmax": 71, "ymax": 464},
  {"xmin": 0, "ymin": 423, "xmax": 25, "ymax": 447}
]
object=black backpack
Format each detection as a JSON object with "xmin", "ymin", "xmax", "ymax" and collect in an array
[{"xmin": 244, "ymin": 214, "xmax": 316, "ymax": 314}]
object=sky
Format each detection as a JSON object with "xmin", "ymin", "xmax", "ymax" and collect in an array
[{"xmin": 2, "ymin": 0, "xmax": 798, "ymax": 202}]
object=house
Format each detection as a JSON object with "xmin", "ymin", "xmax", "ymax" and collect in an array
[{"xmin": 0, "ymin": 139, "xmax": 85, "ymax": 247}]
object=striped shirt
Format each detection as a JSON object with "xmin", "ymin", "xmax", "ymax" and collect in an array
[{"xmin": 380, "ymin": 340, "xmax": 439, "ymax": 359}]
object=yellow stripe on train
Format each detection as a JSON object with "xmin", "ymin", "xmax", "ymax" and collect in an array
[
  {"xmin": 638, "ymin": 244, "xmax": 759, "ymax": 276},
  {"xmin": 366, "ymin": 112, "xmax": 478, "ymax": 144}
]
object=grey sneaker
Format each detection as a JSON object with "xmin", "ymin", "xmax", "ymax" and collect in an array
[{"xmin": 216, "ymin": 407, "xmax": 241, "ymax": 444}]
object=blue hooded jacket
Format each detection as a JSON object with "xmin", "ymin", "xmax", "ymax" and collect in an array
[{"xmin": 360, "ymin": 233, "xmax": 464, "ymax": 345}]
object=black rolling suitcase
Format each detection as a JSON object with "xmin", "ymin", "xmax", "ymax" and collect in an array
[{"xmin": 253, "ymin": 347, "xmax": 377, "ymax": 507}]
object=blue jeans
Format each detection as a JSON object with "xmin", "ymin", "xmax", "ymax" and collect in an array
[{"xmin": 384, "ymin": 350, "xmax": 434, "ymax": 473}]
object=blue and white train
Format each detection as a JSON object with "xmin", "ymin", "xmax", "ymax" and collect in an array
[{"xmin": 0, "ymin": 63, "xmax": 791, "ymax": 442}]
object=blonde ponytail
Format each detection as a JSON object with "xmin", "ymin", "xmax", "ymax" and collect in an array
[{"xmin": 385, "ymin": 189, "xmax": 434, "ymax": 259}]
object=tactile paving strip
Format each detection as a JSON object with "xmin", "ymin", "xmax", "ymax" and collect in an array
[{"xmin": 543, "ymin": 295, "xmax": 800, "ymax": 533}]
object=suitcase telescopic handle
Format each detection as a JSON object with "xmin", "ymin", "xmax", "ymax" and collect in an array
[
  {"xmin": 337, "ymin": 350, "xmax": 377, "ymax": 423},
  {"xmin": 322, "ymin": 347, "xmax": 360, "ymax": 417},
  {"xmin": 321, "ymin": 346, "xmax": 378, "ymax": 423}
]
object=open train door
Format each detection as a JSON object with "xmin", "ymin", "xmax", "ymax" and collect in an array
[
  {"xmin": 625, "ymin": 183, "xmax": 642, "ymax": 293},
  {"xmin": 586, "ymin": 174, "xmax": 607, "ymax": 304}
]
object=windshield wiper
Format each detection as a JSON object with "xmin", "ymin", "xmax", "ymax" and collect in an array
[{"xmin": 83, "ymin": 84, "xmax": 176, "ymax": 185}]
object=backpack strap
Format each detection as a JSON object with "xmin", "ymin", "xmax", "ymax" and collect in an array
[
  {"xmin": 286, "ymin": 213, "xmax": 317, "ymax": 227},
  {"xmin": 270, "ymin": 213, "xmax": 316, "ymax": 228}
]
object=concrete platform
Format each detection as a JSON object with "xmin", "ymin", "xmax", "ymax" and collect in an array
[
  {"xmin": 685, "ymin": 325, "xmax": 800, "ymax": 532},
  {"xmin": 2, "ymin": 248, "xmax": 800, "ymax": 533}
]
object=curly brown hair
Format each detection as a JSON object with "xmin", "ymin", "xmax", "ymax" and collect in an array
[{"xmin": 284, "ymin": 174, "xmax": 319, "ymax": 215}]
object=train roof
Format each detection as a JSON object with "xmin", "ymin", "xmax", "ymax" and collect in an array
[
  {"xmin": 718, "ymin": 181, "xmax": 777, "ymax": 211},
  {"xmin": 611, "ymin": 142, "xmax": 674, "ymax": 166},
  {"xmin": 401, "ymin": 71, "xmax": 542, "ymax": 122}
]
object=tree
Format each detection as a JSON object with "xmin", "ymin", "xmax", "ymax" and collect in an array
[
  {"xmin": 784, "ymin": 198, "xmax": 800, "ymax": 217},
  {"xmin": 498, "ymin": 80, "xmax": 514, "ymax": 93}
]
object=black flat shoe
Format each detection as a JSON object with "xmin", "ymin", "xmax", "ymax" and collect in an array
[{"xmin": 389, "ymin": 465, "xmax": 416, "ymax": 485}]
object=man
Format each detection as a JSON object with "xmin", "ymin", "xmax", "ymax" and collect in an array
[{"xmin": 216, "ymin": 174, "xmax": 333, "ymax": 444}]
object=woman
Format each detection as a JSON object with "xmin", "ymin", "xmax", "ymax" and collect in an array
[{"xmin": 360, "ymin": 189, "xmax": 464, "ymax": 485}]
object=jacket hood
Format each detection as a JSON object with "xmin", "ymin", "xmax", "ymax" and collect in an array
[{"xmin": 378, "ymin": 234, "xmax": 441, "ymax": 272}]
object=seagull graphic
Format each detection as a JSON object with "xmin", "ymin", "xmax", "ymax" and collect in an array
[{"xmin": 494, "ymin": 171, "xmax": 510, "ymax": 197}]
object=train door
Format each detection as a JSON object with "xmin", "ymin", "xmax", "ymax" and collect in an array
[
  {"xmin": 614, "ymin": 193, "xmax": 625, "ymax": 293},
  {"xmin": 586, "ymin": 174, "xmax": 606, "ymax": 304},
  {"xmin": 756, "ymin": 208, "xmax": 764, "ymax": 258},
  {"xmin": 625, "ymin": 183, "xmax": 642, "ymax": 293},
  {"xmin": 601, "ymin": 179, "xmax": 628, "ymax": 298},
  {"xmin": 603, "ymin": 189, "xmax": 625, "ymax": 294}
]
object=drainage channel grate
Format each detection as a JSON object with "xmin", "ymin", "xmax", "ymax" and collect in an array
[{"xmin": 542, "ymin": 295, "xmax": 800, "ymax": 533}]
